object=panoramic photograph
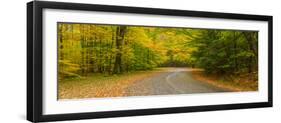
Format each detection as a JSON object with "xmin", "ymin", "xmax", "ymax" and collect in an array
[{"xmin": 57, "ymin": 22, "xmax": 258, "ymax": 100}]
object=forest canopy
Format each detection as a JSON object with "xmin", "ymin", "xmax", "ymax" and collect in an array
[{"xmin": 58, "ymin": 23, "xmax": 258, "ymax": 80}]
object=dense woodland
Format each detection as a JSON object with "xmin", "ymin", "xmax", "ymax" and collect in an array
[{"xmin": 58, "ymin": 23, "xmax": 258, "ymax": 80}]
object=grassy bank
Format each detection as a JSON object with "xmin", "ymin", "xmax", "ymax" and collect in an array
[{"xmin": 191, "ymin": 70, "xmax": 258, "ymax": 92}]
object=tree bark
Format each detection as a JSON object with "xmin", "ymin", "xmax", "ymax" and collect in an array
[
  {"xmin": 243, "ymin": 32, "xmax": 258, "ymax": 73},
  {"xmin": 113, "ymin": 26, "xmax": 127, "ymax": 74}
]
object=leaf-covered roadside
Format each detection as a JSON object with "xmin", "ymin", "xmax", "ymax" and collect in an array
[
  {"xmin": 191, "ymin": 70, "xmax": 258, "ymax": 92},
  {"xmin": 59, "ymin": 69, "xmax": 166, "ymax": 99}
]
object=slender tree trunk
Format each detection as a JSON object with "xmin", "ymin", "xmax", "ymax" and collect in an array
[
  {"xmin": 108, "ymin": 27, "xmax": 115, "ymax": 74},
  {"xmin": 98, "ymin": 36, "xmax": 102, "ymax": 73},
  {"xmin": 59, "ymin": 24, "xmax": 64, "ymax": 73},
  {"xmin": 89, "ymin": 25, "xmax": 94, "ymax": 72},
  {"xmin": 80, "ymin": 24, "xmax": 86, "ymax": 74},
  {"xmin": 233, "ymin": 32, "xmax": 238, "ymax": 73}
]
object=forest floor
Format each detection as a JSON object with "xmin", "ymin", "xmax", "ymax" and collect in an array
[
  {"xmin": 58, "ymin": 67, "xmax": 257, "ymax": 100},
  {"xmin": 59, "ymin": 68, "xmax": 166, "ymax": 99},
  {"xmin": 191, "ymin": 70, "xmax": 258, "ymax": 92}
]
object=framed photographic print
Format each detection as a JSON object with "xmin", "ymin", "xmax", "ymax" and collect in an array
[{"xmin": 27, "ymin": 1, "xmax": 273, "ymax": 122}]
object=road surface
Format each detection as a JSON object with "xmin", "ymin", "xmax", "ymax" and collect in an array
[{"xmin": 124, "ymin": 68, "xmax": 230, "ymax": 96}]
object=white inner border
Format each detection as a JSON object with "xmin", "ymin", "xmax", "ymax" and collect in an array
[{"xmin": 43, "ymin": 9, "xmax": 268, "ymax": 115}]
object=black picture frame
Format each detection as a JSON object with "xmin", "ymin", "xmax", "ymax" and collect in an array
[{"xmin": 27, "ymin": 1, "xmax": 273, "ymax": 122}]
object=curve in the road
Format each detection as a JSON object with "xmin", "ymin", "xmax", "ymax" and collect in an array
[{"xmin": 124, "ymin": 68, "xmax": 230, "ymax": 96}]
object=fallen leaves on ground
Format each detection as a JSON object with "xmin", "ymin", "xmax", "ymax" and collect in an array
[
  {"xmin": 191, "ymin": 70, "xmax": 258, "ymax": 92},
  {"xmin": 58, "ymin": 68, "xmax": 169, "ymax": 99}
]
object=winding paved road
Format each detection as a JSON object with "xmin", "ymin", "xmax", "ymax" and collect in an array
[{"xmin": 124, "ymin": 68, "xmax": 230, "ymax": 96}]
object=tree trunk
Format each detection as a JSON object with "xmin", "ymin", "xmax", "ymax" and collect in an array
[
  {"xmin": 113, "ymin": 26, "xmax": 127, "ymax": 74},
  {"xmin": 59, "ymin": 24, "xmax": 64, "ymax": 72},
  {"xmin": 243, "ymin": 32, "xmax": 258, "ymax": 73},
  {"xmin": 80, "ymin": 24, "xmax": 86, "ymax": 74},
  {"xmin": 108, "ymin": 27, "xmax": 115, "ymax": 74}
]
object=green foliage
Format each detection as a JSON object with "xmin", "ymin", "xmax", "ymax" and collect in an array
[{"xmin": 190, "ymin": 30, "xmax": 258, "ymax": 74}]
